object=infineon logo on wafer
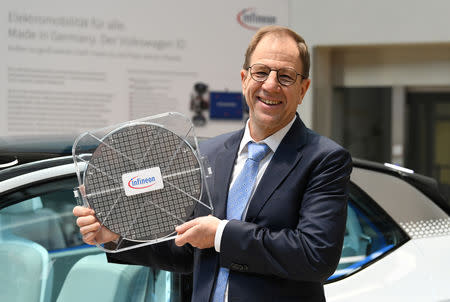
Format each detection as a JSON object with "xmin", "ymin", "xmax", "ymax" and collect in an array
[{"xmin": 122, "ymin": 167, "xmax": 164, "ymax": 196}]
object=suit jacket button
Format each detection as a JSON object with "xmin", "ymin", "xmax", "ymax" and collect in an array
[
  {"xmin": 230, "ymin": 263, "xmax": 243, "ymax": 271},
  {"xmin": 230, "ymin": 263, "xmax": 248, "ymax": 271}
]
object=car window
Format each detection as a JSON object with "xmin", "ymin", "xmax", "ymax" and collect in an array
[
  {"xmin": 327, "ymin": 183, "xmax": 409, "ymax": 281},
  {"xmin": 1, "ymin": 189, "xmax": 82, "ymax": 250},
  {"xmin": 0, "ymin": 175, "xmax": 183, "ymax": 302}
]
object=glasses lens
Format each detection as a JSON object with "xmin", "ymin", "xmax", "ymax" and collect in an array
[
  {"xmin": 249, "ymin": 64, "xmax": 299, "ymax": 86},
  {"xmin": 250, "ymin": 64, "xmax": 270, "ymax": 82},
  {"xmin": 278, "ymin": 68, "xmax": 297, "ymax": 86}
]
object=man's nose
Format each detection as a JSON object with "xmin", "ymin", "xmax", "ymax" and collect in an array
[{"xmin": 262, "ymin": 70, "xmax": 280, "ymax": 91}]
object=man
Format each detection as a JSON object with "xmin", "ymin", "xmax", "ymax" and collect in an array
[{"xmin": 74, "ymin": 25, "xmax": 352, "ymax": 302}]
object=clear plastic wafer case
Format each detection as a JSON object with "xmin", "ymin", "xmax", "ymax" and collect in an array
[{"xmin": 72, "ymin": 112, "xmax": 213, "ymax": 253}]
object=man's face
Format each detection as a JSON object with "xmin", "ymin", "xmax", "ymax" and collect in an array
[{"xmin": 241, "ymin": 34, "xmax": 310, "ymax": 141}]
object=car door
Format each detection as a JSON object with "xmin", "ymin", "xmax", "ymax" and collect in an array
[
  {"xmin": 0, "ymin": 157, "xmax": 185, "ymax": 302},
  {"xmin": 325, "ymin": 166, "xmax": 450, "ymax": 301}
]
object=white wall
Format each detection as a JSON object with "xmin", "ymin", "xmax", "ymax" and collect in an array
[
  {"xmin": 290, "ymin": 0, "xmax": 450, "ymax": 45},
  {"xmin": 331, "ymin": 45, "xmax": 450, "ymax": 87},
  {"xmin": 289, "ymin": 0, "xmax": 450, "ymax": 128}
]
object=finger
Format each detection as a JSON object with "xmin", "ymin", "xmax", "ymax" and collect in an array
[
  {"xmin": 76, "ymin": 215, "xmax": 98, "ymax": 227},
  {"xmin": 79, "ymin": 185, "xmax": 86, "ymax": 196},
  {"xmin": 73, "ymin": 206, "xmax": 94, "ymax": 217},
  {"xmin": 175, "ymin": 228, "xmax": 194, "ymax": 246},
  {"xmin": 175, "ymin": 218, "xmax": 200, "ymax": 234},
  {"xmin": 174, "ymin": 234, "xmax": 186, "ymax": 247},
  {"xmin": 175, "ymin": 224, "xmax": 200, "ymax": 247},
  {"xmin": 80, "ymin": 222, "xmax": 101, "ymax": 235},
  {"xmin": 82, "ymin": 232, "xmax": 97, "ymax": 245}
]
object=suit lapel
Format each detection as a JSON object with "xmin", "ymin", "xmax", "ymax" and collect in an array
[
  {"xmin": 212, "ymin": 130, "xmax": 243, "ymax": 219},
  {"xmin": 245, "ymin": 117, "xmax": 308, "ymax": 221}
]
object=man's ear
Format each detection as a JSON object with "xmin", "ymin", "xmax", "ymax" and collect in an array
[
  {"xmin": 241, "ymin": 69, "xmax": 248, "ymax": 89},
  {"xmin": 298, "ymin": 78, "xmax": 311, "ymax": 105}
]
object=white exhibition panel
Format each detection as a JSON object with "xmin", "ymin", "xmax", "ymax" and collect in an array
[{"xmin": 0, "ymin": 1, "xmax": 288, "ymax": 138}]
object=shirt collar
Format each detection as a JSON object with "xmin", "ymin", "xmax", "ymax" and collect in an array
[{"xmin": 238, "ymin": 115, "xmax": 296, "ymax": 155}]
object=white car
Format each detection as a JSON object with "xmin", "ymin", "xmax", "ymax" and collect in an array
[{"xmin": 1, "ymin": 137, "xmax": 449, "ymax": 302}]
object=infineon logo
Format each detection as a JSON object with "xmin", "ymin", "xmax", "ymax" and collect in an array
[
  {"xmin": 122, "ymin": 167, "xmax": 164, "ymax": 196},
  {"xmin": 236, "ymin": 8, "xmax": 277, "ymax": 31},
  {"xmin": 128, "ymin": 176, "xmax": 156, "ymax": 189}
]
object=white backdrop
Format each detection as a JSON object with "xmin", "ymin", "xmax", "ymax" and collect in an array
[{"xmin": 1, "ymin": 1, "xmax": 288, "ymax": 138}]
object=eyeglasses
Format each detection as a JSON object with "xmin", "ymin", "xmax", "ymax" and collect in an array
[{"xmin": 248, "ymin": 63, "xmax": 306, "ymax": 86}]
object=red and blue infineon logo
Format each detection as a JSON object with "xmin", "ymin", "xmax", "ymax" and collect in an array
[
  {"xmin": 128, "ymin": 176, "xmax": 156, "ymax": 189},
  {"xmin": 122, "ymin": 167, "xmax": 163, "ymax": 196}
]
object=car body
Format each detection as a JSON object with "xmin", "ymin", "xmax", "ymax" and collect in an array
[{"xmin": 0, "ymin": 136, "xmax": 449, "ymax": 302}]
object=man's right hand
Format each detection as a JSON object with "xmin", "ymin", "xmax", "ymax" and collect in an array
[{"xmin": 73, "ymin": 206, "xmax": 120, "ymax": 245}]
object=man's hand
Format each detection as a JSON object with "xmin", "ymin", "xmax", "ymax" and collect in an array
[
  {"xmin": 175, "ymin": 215, "xmax": 220, "ymax": 249},
  {"xmin": 73, "ymin": 206, "xmax": 120, "ymax": 245}
]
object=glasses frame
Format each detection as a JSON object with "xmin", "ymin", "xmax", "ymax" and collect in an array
[{"xmin": 248, "ymin": 63, "xmax": 306, "ymax": 87}]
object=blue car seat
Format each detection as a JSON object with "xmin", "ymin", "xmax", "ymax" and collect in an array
[
  {"xmin": 57, "ymin": 253, "xmax": 151, "ymax": 302},
  {"xmin": 0, "ymin": 199, "xmax": 55, "ymax": 302}
]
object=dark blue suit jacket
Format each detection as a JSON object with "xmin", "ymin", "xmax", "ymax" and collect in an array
[{"xmin": 108, "ymin": 116, "xmax": 352, "ymax": 302}]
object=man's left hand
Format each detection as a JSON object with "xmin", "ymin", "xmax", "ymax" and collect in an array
[{"xmin": 175, "ymin": 215, "xmax": 220, "ymax": 249}]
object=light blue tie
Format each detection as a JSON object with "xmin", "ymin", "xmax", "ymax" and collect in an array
[{"xmin": 212, "ymin": 142, "xmax": 270, "ymax": 302}]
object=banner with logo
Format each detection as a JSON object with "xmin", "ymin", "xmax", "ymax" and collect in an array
[{"xmin": 0, "ymin": 1, "xmax": 289, "ymax": 138}]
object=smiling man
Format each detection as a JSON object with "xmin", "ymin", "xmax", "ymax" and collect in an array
[
  {"xmin": 74, "ymin": 26, "xmax": 352, "ymax": 302},
  {"xmin": 240, "ymin": 28, "xmax": 310, "ymax": 141}
]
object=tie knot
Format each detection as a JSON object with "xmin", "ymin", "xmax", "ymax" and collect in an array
[{"xmin": 247, "ymin": 142, "xmax": 270, "ymax": 162}]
